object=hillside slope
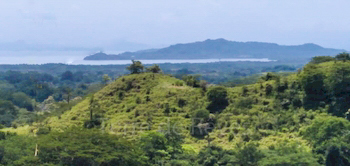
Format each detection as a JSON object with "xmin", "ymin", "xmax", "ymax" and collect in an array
[
  {"xmin": 45, "ymin": 73, "xmax": 205, "ymax": 140},
  {"xmin": 41, "ymin": 72, "xmax": 325, "ymax": 151},
  {"xmin": 5, "ymin": 60, "xmax": 350, "ymax": 164}
]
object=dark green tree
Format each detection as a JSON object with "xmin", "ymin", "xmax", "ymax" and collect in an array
[
  {"xmin": 235, "ymin": 142, "xmax": 264, "ymax": 166},
  {"xmin": 299, "ymin": 64, "xmax": 328, "ymax": 109},
  {"xmin": 326, "ymin": 146, "xmax": 345, "ymax": 166},
  {"xmin": 182, "ymin": 75, "xmax": 200, "ymax": 87},
  {"xmin": 83, "ymin": 95, "xmax": 101, "ymax": 128},
  {"xmin": 197, "ymin": 146, "xmax": 233, "ymax": 166},
  {"xmin": 62, "ymin": 87, "xmax": 73, "ymax": 104},
  {"xmin": 127, "ymin": 60, "xmax": 144, "ymax": 74},
  {"xmin": 0, "ymin": 100, "xmax": 18, "ymax": 127},
  {"xmin": 191, "ymin": 109, "xmax": 210, "ymax": 137},
  {"xmin": 335, "ymin": 52, "xmax": 350, "ymax": 62},
  {"xmin": 206, "ymin": 86, "xmax": 229, "ymax": 113},
  {"xmin": 38, "ymin": 127, "xmax": 147, "ymax": 165},
  {"xmin": 326, "ymin": 62, "xmax": 350, "ymax": 116},
  {"xmin": 11, "ymin": 92, "xmax": 33, "ymax": 111},
  {"xmin": 61, "ymin": 71, "xmax": 74, "ymax": 81},
  {"xmin": 102, "ymin": 74, "xmax": 111, "ymax": 85},
  {"xmin": 140, "ymin": 132, "xmax": 168, "ymax": 164},
  {"xmin": 162, "ymin": 119, "xmax": 184, "ymax": 158},
  {"xmin": 146, "ymin": 64, "xmax": 162, "ymax": 73},
  {"xmin": 310, "ymin": 56, "xmax": 335, "ymax": 64}
]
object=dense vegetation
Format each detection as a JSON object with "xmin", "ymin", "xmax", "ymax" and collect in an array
[
  {"xmin": 0, "ymin": 61, "xmax": 300, "ymax": 84},
  {"xmin": 1, "ymin": 54, "xmax": 350, "ymax": 165},
  {"xmin": 0, "ymin": 70, "xmax": 108, "ymax": 128}
]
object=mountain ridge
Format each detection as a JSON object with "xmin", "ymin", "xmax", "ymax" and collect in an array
[{"xmin": 84, "ymin": 38, "xmax": 345, "ymax": 61}]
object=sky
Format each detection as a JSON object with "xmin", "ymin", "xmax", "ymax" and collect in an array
[{"xmin": 1, "ymin": 0, "xmax": 350, "ymax": 51}]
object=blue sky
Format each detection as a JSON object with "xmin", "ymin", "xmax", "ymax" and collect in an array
[{"xmin": 1, "ymin": 0, "xmax": 350, "ymax": 50}]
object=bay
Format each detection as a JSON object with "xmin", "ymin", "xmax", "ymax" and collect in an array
[{"xmin": 0, "ymin": 51, "xmax": 275, "ymax": 65}]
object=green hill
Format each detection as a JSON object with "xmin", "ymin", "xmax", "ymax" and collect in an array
[
  {"xmin": 3, "ymin": 56, "xmax": 350, "ymax": 165},
  {"xmin": 40, "ymin": 71, "xmax": 327, "ymax": 151}
]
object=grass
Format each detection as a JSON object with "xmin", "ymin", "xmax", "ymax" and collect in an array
[{"xmin": 4, "ymin": 71, "xmax": 332, "ymax": 151}]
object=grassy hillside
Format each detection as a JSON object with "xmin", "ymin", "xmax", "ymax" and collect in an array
[
  {"xmin": 4, "ymin": 57, "xmax": 350, "ymax": 165},
  {"xmin": 36, "ymin": 71, "xmax": 325, "ymax": 152}
]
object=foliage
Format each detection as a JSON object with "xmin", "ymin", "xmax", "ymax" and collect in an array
[
  {"xmin": 197, "ymin": 146, "xmax": 235, "ymax": 166},
  {"xmin": 191, "ymin": 109, "xmax": 211, "ymax": 137},
  {"xmin": 61, "ymin": 71, "xmax": 74, "ymax": 81},
  {"xmin": 300, "ymin": 116, "xmax": 350, "ymax": 163},
  {"xmin": 102, "ymin": 74, "xmax": 111, "ymax": 85},
  {"xmin": 146, "ymin": 64, "xmax": 162, "ymax": 73},
  {"xmin": 38, "ymin": 127, "xmax": 147, "ymax": 165},
  {"xmin": 140, "ymin": 132, "xmax": 169, "ymax": 163},
  {"xmin": 0, "ymin": 134, "xmax": 36, "ymax": 165},
  {"xmin": 299, "ymin": 64, "xmax": 329, "ymax": 109},
  {"xmin": 206, "ymin": 86, "xmax": 228, "ymax": 113},
  {"xmin": 182, "ymin": 75, "xmax": 200, "ymax": 87},
  {"xmin": 127, "ymin": 60, "xmax": 144, "ymax": 74},
  {"xmin": 335, "ymin": 52, "xmax": 350, "ymax": 61},
  {"xmin": 0, "ymin": 100, "xmax": 18, "ymax": 127},
  {"xmin": 310, "ymin": 56, "xmax": 335, "ymax": 64},
  {"xmin": 3, "ymin": 58, "xmax": 350, "ymax": 165}
]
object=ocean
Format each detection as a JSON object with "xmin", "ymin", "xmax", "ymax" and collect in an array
[{"xmin": 0, "ymin": 51, "xmax": 275, "ymax": 65}]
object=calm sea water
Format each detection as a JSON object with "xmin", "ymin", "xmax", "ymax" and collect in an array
[{"xmin": 0, "ymin": 51, "xmax": 274, "ymax": 65}]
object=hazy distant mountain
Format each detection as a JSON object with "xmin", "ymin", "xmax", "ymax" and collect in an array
[
  {"xmin": 0, "ymin": 40, "xmax": 151, "ymax": 52},
  {"xmin": 102, "ymin": 40, "xmax": 151, "ymax": 52},
  {"xmin": 0, "ymin": 40, "xmax": 99, "ymax": 51},
  {"xmin": 84, "ymin": 38, "xmax": 345, "ymax": 61}
]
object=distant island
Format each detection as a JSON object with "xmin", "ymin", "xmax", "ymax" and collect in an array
[{"xmin": 84, "ymin": 38, "xmax": 345, "ymax": 61}]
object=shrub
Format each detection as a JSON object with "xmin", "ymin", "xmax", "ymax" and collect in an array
[
  {"xmin": 36, "ymin": 127, "xmax": 50, "ymax": 135},
  {"xmin": 206, "ymin": 86, "xmax": 229, "ymax": 113},
  {"xmin": 191, "ymin": 110, "xmax": 210, "ymax": 137},
  {"xmin": 177, "ymin": 98, "xmax": 187, "ymax": 107},
  {"xmin": 174, "ymin": 80, "xmax": 184, "ymax": 86},
  {"xmin": 146, "ymin": 64, "xmax": 162, "ymax": 73},
  {"xmin": 265, "ymin": 84, "xmax": 273, "ymax": 96},
  {"xmin": 228, "ymin": 133, "xmax": 234, "ymax": 142}
]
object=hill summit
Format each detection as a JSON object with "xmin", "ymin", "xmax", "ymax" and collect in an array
[{"xmin": 84, "ymin": 38, "xmax": 345, "ymax": 61}]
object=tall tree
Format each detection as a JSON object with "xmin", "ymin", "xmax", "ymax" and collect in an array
[
  {"xmin": 206, "ymin": 86, "xmax": 229, "ymax": 113},
  {"xmin": 335, "ymin": 52, "xmax": 350, "ymax": 62},
  {"xmin": 127, "ymin": 60, "xmax": 144, "ymax": 74},
  {"xmin": 102, "ymin": 74, "xmax": 111, "ymax": 85}
]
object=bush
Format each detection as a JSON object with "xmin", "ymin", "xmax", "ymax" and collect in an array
[
  {"xmin": 206, "ymin": 86, "xmax": 229, "ymax": 113},
  {"xmin": 235, "ymin": 97, "xmax": 254, "ymax": 109},
  {"xmin": 126, "ymin": 60, "xmax": 144, "ymax": 74},
  {"xmin": 265, "ymin": 84, "xmax": 273, "ymax": 96},
  {"xmin": 174, "ymin": 80, "xmax": 184, "ymax": 86},
  {"xmin": 36, "ymin": 127, "xmax": 50, "ymax": 135},
  {"xmin": 146, "ymin": 64, "xmax": 162, "ymax": 73},
  {"xmin": 310, "ymin": 56, "xmax": 335, "ymax": 64},
  {"xmin": 228, "ymin": 133, "xmax": 234, "ymax": 142},
  {"xmin": 177, "ymin": 98, "xmax": 187, "ymax": 107},
  {"xmin": 191, "ymin": 110, "xmax": 210, "ymax": 137},
  {"xmin": 11, "ymin": 92, "xmax": 33, "ymax": 111},
  {"xmin": 182, "ymin": 75, "xmax": 200, "ymax": 87},
  {"xmin": 83, "ymin": 119, "xmax": 102, "ymax": 129}
]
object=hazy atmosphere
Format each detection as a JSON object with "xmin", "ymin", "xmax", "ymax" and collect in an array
[
  {"xmin": 1, "ymin": 0, "xmax": 350, "ymax": 51},
  {"xmin": 2, "ymin": 1, "xmax": 350, "ymax": 165}
]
